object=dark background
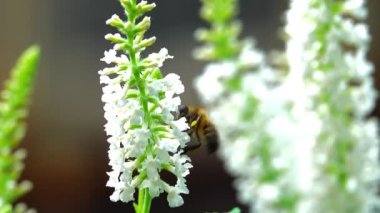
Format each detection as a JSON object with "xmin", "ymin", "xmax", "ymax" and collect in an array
[{"xmin": 0, "ymin": 0, "xmax": 379, "ymax": 212}]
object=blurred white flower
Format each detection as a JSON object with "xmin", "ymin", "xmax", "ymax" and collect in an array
[
  {"xmin": 284, "ymin": 0, "xmax": 380, "ymax": 211},
  {"xmin": 343, "ymin": 0, "xmax": 367, "ymax": 19},
  {"xmin": 195, "ymin": 0, "xmax": 379, "ymax": 212},
  {"xmin": 195, "ymin": 41, "xmax": 301, "ymax": 212},
  {"xmin": 195, "ymin": 62, "xmax": 236, "ymax": 104}
]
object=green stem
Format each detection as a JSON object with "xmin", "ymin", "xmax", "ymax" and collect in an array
[
  {"xmin": 142, "ymin": 188, "xmax": 152, "ymax": 213},
  {"xmin": 136, "ymin": 188, "xmax": 152, "ymax": 213},
  {"xmin": 127, "ymin": 1, "xmax": 152, "ymax": 213},
  {"xmin": 137, "ymin": 188, "xmax": 144, "ymax": 212}
]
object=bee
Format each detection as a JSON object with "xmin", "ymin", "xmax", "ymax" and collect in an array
[{"xmin": 178, "ymin": 105, "xmax": 219, "ymax": 154}]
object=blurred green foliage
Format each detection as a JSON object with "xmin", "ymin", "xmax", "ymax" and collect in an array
[
  {"xmin": 228, "ymin": 207, "xmax": 241, "ymax": 213},
  {"xmin": 194, "ymin": 0, "xmax": 243, "ymax": 61},
  {"xmin": 0, "ymin": 46, "xmax": 40, "ymax": 212}
]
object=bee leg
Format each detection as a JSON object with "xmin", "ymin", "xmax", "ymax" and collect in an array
[
  {"xmin": 184, "ymin": 133, "xmax": 202, "ymax": 154},
  {"xmin": 204, "ymin": 125, "xmax": 218, "ymax": 153}
]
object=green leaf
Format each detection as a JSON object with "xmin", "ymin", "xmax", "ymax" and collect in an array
[
  {"xmin": 125, "ymin": 89, "xmax": 140, "ymax": 99},
  {"xmin": 0, "ymin": 204, "xmax": 12, "ymax": 213},
  {"xmin": 151, "ymin": 69, "xmax": 162, "ymax": 80},
  {"xmin": 228, "ymin": 207, "xmax": 241, "ymax": 213}
]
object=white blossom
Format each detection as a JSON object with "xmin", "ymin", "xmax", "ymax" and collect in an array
[
  {"xmin": 144, "ymin": 48, "xmax": 173, "ymax": 68},
  {"xmin": 167, "ymin": 186, "xmax": 185, "ymax": 208},
  {"xmin": 158, "ymin": 138, "xmax": 180, "ymax": 153},
  {"xmin": 100, "ymin": 18, "xmax": 191, "ymax": 207},
  {"xmin": 166, "ymin": 178, "xmax": 190, "ymax": 208},
  {"xmin": 343, "ymin": 0, "xmax": 367, "ymax": 19},
  {"xmin": 284, "ymin": 0, "xmax": 380, "ymax": 211},
  {"xmin": 195, "ymin": 0, "xmax": 379, "ymax": 212},
  {"xmin": 194, "ymin": 62, "xmax": 236, "ymax": 104},
  {"xmin": 195, "ymin": 41, "xmax": 301, "ymax": 212},
  {"xmin": 141, "ymin": 178, "xmax": 164, "ymax": 198},
  {"xmin": 163, "ymin": 73, "xmax": 185, "ymax": 95}
]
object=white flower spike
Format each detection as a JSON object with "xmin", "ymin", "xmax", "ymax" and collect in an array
[{"xmin": 99, "ymin": 0, "xmax": 192, "ymax": 211}]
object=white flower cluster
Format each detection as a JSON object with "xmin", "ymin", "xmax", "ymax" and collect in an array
[
  {"xmin": 195, "ymin": 0, "xmax": 379, "ymax": 212},
  {"xmin": 196, "ymin": 42, "xmax": 305, "ymax": 212},
  {"xmin": 285, "ymin": 0, "xmax": 380, "ymax": 211},
  {"xmin": 100, "ymin": 42, "xmax": 192, "ymax": 207}
]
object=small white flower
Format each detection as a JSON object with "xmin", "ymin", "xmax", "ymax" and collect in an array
[
  {"xmin": 106, "ymin": 170, "xmax": 122, "ymax": 188},
  {"xmin": 171, "ymin": 153, "xmax": 192, "ymax": 177},
  {"xmin": 346, "ymin": 178, "xmax": 358, "ymax": 192},
  {"xmin": 120, "ymin": 162, "xmax": 135, "ymax": 182},
  {"xmin": 104, "ymin": 118, "xmax": 123, "ymax": 137},
  {"xmin": 106, "ymin": 14, "xmax": 123, "ymax": 25},
  {"xmin": 160, "ymin": 96, "xmax": 182, "ymax": 112},
  {"xmin": 101, "ymin": 83, "xmax": 124, "ymax": 103},
  {"xmin": 110, "ymin": 189, "xmax": 122, "ymax": 202},
  {"xmin": 145, "ymin": 48, "xmax": 173, "ymax": 68},
  {"xmin": 156, "ymin": 148, "xmax": 171, "ymax": 164},
  {"xmin": 143, "ymin": 155, "xmax": 161, "ymax": 180},
  {"xmin": 171, "ymin": 117, "xmax": 189, "ymax": 131},
  {"xmin": 106, "ymin": 33, "xmax": 124, "ymax": 42},
  {"xmin": 194, "ymin": 62, "xmax": 236, "ymax": 103},
  {"xmin": 166, "ymin": 181, "xmax": 189, "ymax": 208},
  {"xmin": 172, "ymin": 127, "xmax": 191, "ymax": 148},
  {"xmin": 158, "ymin": 138, "xmax": 180, "ymax": 153},
  {"xmin": 119, "ymin": 186, "xmax": 135, "ymax": 203},
  {"xmin": 239, "ymin": 43, "xmax": 264, "ymax": 67},
  {"xmin": 99, "ymin": 75, "xmax": 112, "ymax": 84},
  {"xmin": 125, "ymin": 129, "xmax": 150, "ymax": 158},
  {"xmin": 128, "ymin": 106, "xmax": 143, "ymax": 126},
  {"xmin": 167, "ymin": 187, "xmax": 184, "ymax": 208},
  {"xmin": 98, "ymin": 67, "xmax": 118, "ymax": 75},
  {"xmin": 101, "ymin": 49, "xmax": 118, "ymax": 64},
  {"xmin": 258, "ymin": 184, "xmax": 280, "ymax": 202},
  {"xmin": 141, "ymin": 178, "xmax": 164, "ymax": 198},
  {"xmin": 108, "ymin": 146, "xmax": 124, "ymax": 170},
  {"xmin": 343, "ymin": 0, "xmax": 367, "ymax": 19},
  {"xmin": 147, "ymin": 80, "xmax": 164, "ymax": 97},
  {"xmin": 163, "ymin": 73, "xmax": 185, "ymax": 95}
]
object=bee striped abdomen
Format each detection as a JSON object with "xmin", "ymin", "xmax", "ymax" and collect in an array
[{"xmin": 204, "ymin": 124, "xmax": 218, "ymax": 153}]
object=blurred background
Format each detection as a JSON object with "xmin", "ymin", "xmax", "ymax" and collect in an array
[{"xmin": 0, "ymin": 0, "xmax": 379, "ymax": 212}]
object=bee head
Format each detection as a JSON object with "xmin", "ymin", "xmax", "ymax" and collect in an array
[{"xmin": 178, "ymin": 105, "xmax": 189, "ymax": 118}]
